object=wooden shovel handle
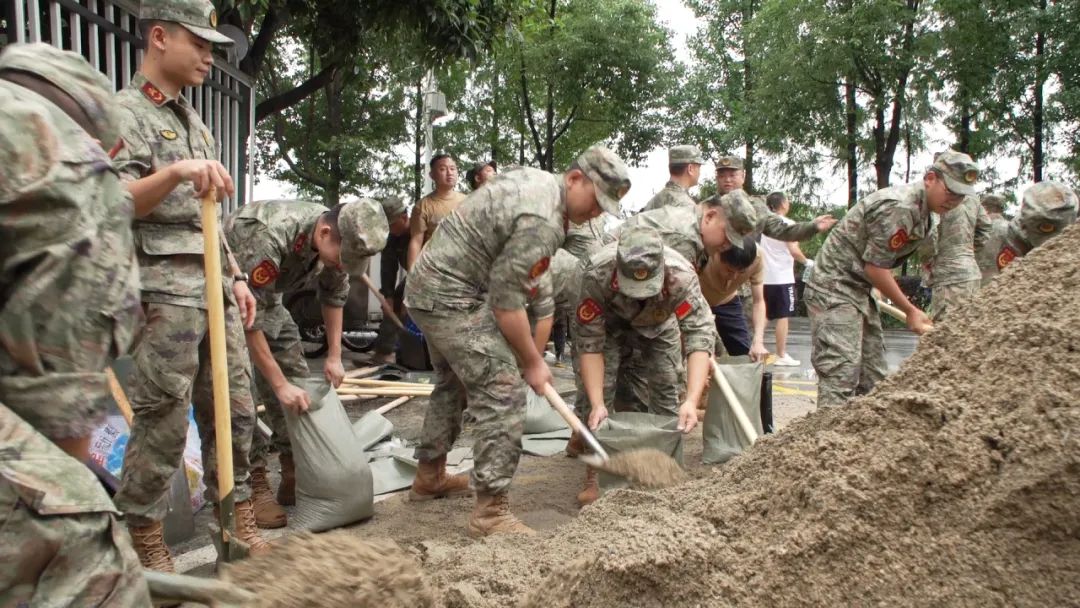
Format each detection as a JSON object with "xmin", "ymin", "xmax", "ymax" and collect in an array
[
  {"xmin": 360, "ymin": 274, "xmax": 406, "ymax": 330},
  {"xmin": 541, "ymin": 383, "xmax": 609, "ymax": 461}
]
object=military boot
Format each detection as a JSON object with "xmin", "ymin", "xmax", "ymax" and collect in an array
[
  {"xmin": 277, "ymin": 453, "xmax": 296, "ymax": 506},
  {"xmin": 565, "ymin": 431, "xmax": 586, "ymax": 458},
  {"xmin": 128, "ymin": 520, "xmax": 175, "ymax": 573},
  {"xmin": 408, "ymin": 455, "xmax": 472, "ymax": 502},
  {"xmin": 577, "ymin": 466, "xmax": 600, "ymax": 506},
  {"xmin": 467, "ymin": 492, "xmax": 536, "ymax": 538},
  {"xmin": 216, "ymin": 500, "xmax": 273, "ymax": 557},
  {"xmin": 250, "ymin": 465, "xmax": 287, "ymax": 529}
]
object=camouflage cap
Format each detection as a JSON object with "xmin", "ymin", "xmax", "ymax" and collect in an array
[
  {"xmin": 139, "ymin": 0, "xmax": 233, "ymax": 45},
  {"xmin": 380, "ymin": 195, "xmax": 407, "ymax": 219},
  {"xmin": 615, "ymin": 225, "xmax": 665, "ymax": 299},
  {"xmin": 669, "ymin": 145, "xmax": 705, "ymax": 165},
  {"xmin": 932, "ymin": 150, "xmax": 979, "ymax": 196},
  {"xmin": 717, "ymin": 190, "xmax": 757, "ymax": 250},
  {"xmin": 980, "ymin": 193, "xmax": 1006, "ymax": 213},
  {"xmin": 338, "ymin": 198, "xmax": 389, "ymax": 275},
  {"xmin": 575, "ymin": 144, "xmax": 631, "ymax": 216},
  {"xmin": 0, "ymin": 43, "xmax": 118, "ymax": 144},
  {"xmin": 1017, "ymin": 181, "xmax": 1078, "ymax": 247},
  {"xmin": 465, "ymin": 160, "xmax": 496, "ymax": 189},
  {"xmin": 714, "ymin": 154, "xmax": 744, "ymax": 171}
]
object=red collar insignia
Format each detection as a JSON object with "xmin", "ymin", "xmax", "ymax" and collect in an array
[{"xmin": 140, "ymin": 81, "xmax": 168, "ymax": 107}]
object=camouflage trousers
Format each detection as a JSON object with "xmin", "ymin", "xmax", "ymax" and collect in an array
[
  {"xmin": 0, "ymin": 404, "xmax": 150, "ymax": 607},
  {"xmin": 597, "ymin": 321, "xmax": 683, "ymax": 418},
  {"xmin": 114, "ymin": 302, "xmax": 255, "ymax": 526},
  {"xmin": 929, "ymin": 279, "xmax": 980, "ymax": 322},
  {"xmin": 249, "ymin": 303, "xmax": 308, "ymax": 465},
  {"xmin": 408, "ymin": 303, "xmax": 526, "ymax": 495},
  {"xmin": 805, "ymin": 288, "xmax": 887, "ymax": 408}
]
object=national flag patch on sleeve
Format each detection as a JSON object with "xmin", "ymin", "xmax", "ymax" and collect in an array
[
  {"xmin": 251, "ymin": 259, "xmax": 279, "ymax": 287},
  {"xmin": 576, "ymin": 298, "xmax": 603, "ymax": 324},
  {"xmin": 675, "ymin": 300, "xmax": 692, "ymax": 320}
]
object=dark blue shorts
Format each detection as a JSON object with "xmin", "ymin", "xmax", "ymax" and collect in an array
[
  {"xmin": 711, "ymin": 296, "xmax": 750, "ymax": 356},
  {"xmin": 764, "ymin": 283, "xmax": 796, "ymax": 320}
]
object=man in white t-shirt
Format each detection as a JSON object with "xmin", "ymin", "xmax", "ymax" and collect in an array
[{"xmin": 761, "ymin": 192, "xmax": 810, "ymax": 366}]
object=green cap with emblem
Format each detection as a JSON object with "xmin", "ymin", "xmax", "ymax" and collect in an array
[
  {"xmin": 669, "ymin": 145, "xmax": 705, "ymax": 165},
  {"xmin": 980, "ymin": 193, "xmax": 1006, "ymax": 213},
  {"xmin": 932, "ymin": 149, "xmax": 979, "ymax": 196},
  {"xmin": 139, "ymin": 0, "xmax": 233, "ymax": 45},
  {"xmin": 1017, "ymin": 181, "xmax": 1078, "ymax": 247},
  {"xmin": 716, "ymin": 189, "xmax": 757, "ymax": 250},
  {"xmin": 575, "ymin": 144, "xmax": 631, "ymax": 216},
  {"xmin": 615, "ymin": 224, "xmax": 665, "ymax": 299},
  {"xmin": 338, "ymin": 197, "xmax": 388, "ymax": 275},
  {"xmin": 714, "ymin": 154, "xmax": 744, "ymax": 170},
  {"xmin": 380, "ymin": 195, "xmax": 407, "ymax": 220},
  {"xmin": 0, "ymin": 43, "xmax": 119, "ymax": 144}
]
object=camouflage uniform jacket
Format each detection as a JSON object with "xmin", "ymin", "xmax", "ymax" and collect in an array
[
  {"xmin": 702, "ymin": 193, "xmax": 818, "ymax": 242},
  {"xmin": 574, "ymin": 243, "xmax": 714, "ymax": 354},
  {"xmin": 807, "ymin": 182, "xmax": 936, "ymax": 314},
  {"xmin": 922, "ymin": 195, "xmax": 992, "ymax": 287},
  {"xmin": 563, "ymin": 217, "xmax": 609, "ymax": 262},
  {"xmin": 643, "ymin": 180, "xmax": 695, "ymax": 211},
  {"xmin": 224, "ymin": 200, "xmax": 348, "ymax": 336},
  {"xmin": 0, "ymin": 80, "xmax": 141, "ymax": 440},
  {"xmin": 112, "ymin": 73, "xmax": 230, "ymax": 309},
  {"xmin": 405, "ymin": 167, "xmax": 567, "ymax": 312},
  {"xmin": 619, "ymin": 205, "xmax": 707, "ymax": 271},
  {"xmin": 976, "ymin": 220, "xmax": 1031, "ymax": 285},
  {"xmin": 530, "ymin": 249, "xmax": 585, "ymax": 320}
]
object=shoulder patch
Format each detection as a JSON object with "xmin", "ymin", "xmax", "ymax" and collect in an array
[
  {"xmin": 675, "ymin": 300, "xmax": 692, "ymax": 320},
  {"xmin": 140, "ymin": 81, "xmax": 167, "ymax": 106},
  {"xmin": 996, "ymin": 246, "xmax": 1017, "ymax": 270},
  {"xmin": 576, "ymin": 298, "xmax": 603, "ymax": 324},
  {"xmin": 160, "ymin": 129, "xmax": 177, "ymax": 140},
  {"xmin": 888, "ymin": 228, "xmax": 908, "ymax": 251},
  {"xmin": 107, "ymin": 138, "xmax": 125, "ymax": 159},
  {"xmin": 529, "ymin": 257, "xmax": 550, "ymax": 279},
  {"xmin": 293, "ymin": 232, "xmax": 308, "ymax": 254},
  {"xmin": 251, "ymin": 260, "xmax": 279, "ymax": 287}
]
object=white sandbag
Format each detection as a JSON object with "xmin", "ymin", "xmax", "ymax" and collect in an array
[{"xmin": 284, "ymin": 378, "xmax": 374, "ymax": 531}]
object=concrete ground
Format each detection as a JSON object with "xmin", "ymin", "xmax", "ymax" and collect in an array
[{"xmin": 171, "ymin": 317, "xmax": 918, "ymax": 577}]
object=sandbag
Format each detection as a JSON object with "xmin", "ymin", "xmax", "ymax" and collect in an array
[
  {"xmin": 284, "ymin": 378, "xmax": 374, "ymax": 531},
  {"xmin": 594, "ymin": 412, "xmax": 683, "ymax": 492},
  {"xmin": 524, "ymin": 390, "xmax": 568, "ymax": 434},
  {"xmin": 702, "ymin": 355, "xmax": 765, "ymax": 465}
]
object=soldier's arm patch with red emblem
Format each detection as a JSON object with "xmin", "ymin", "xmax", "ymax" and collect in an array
[
  {"xmin": 529, "ymin": 257, "xmax": 551, "ymax": 279},
  {"xmin": 577, "ymin": 298, "xmax": 603, "ymax": 324},
  {"xmin": 250, "ymin": 260, "xmax": 279, "ymax": 287},
  {"xmin": 888, "ymin": 228, "xmax": 909, "ymax": 251},
  {"xmin": 675, "ymin": 300, "xmax": 692, "ymax": 320},
  {"xmin": 293, "ymin": 232, "xmax": 308, "ymax": 254},
  {"xmin": 996, "ymin": 246, "xmax": 1017, "ymax": 270}
]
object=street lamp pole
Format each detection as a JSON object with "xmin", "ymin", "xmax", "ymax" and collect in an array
[{"xmin": 421, "ymin": 70, "xmax": 448, "ymax": 195}]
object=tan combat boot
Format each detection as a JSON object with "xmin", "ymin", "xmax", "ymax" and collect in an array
[
  {"xmin": 467, "ymin": 492, "xmax": 536, "ymax": 538},
  {"xmin": 577, "ymin": 466, "xmax": 600, "ymax": 507},
  {"xmin": 128, "ymin": 520, "xmax": 175, "ymax": 573},
  {"xmin": 408, "ymin": 455, "xmax": 472, "ymax": 502},
  {"xmin": 250, "ymin": 465, "xmax": 287, "ymax": 529},
  {"xmin": 565, "ymin": 431, "xmax": 586, "ymax": 458},
  {"xmin": 277, "ymin": 453, "xmax": 296, "ymax": 506},
  {"xmin": 216, "ymin": 501, "xmax": 273, "ymax": 557}
]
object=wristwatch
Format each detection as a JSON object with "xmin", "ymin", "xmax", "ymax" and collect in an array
[{"xmin": 233, "ymin": 272, "xmax": 249, "ymax": 283}]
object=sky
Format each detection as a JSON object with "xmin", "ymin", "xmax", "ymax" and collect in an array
[{"xmin": 253, "ymin": 0, "xmax": 1047, "ymax": 213}]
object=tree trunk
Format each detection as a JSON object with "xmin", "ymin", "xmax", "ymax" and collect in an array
[
  {"xmin": 957, "ymin": 100, "xmax": 972, "ymax": 153},
  {"xmin": 741, "ymin": 1, "xmax": 757, "ymax": 194},
  {"xmin": 324, "ymin": 69, "xmax": 345, "ymax": 206},
  {"xmin": 413, "ymin": 78, "xmax": 423, "ymax": 202},
  {"xmin": 873, "ymin": 104, "xmax": 890, "ymax": 187},
  {"xmin": 541, "ymin": 0, "xmax": 558, "ymax": 172},
  {"xmin": 845, "ymin": 77, "xmax": 858, "ymax": 208},
  {"xmin": 490, "ymin": 67, "xmax": 500, "ymax": 163},
  {"xmin": 1032, "ymin": 0, "xmax": 1046, "ymax": 182}
]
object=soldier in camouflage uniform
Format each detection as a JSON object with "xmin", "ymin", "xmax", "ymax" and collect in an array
[
  {"xmin": 806, "ymin": 151, "xmax": 979, "ymax": 407},
  {"xmin": 110, "ymin": 0, "xmax": 270, "ymax": 568},
  {"xmin": 976, "ymin": 182, "xmax": 1077, "ymax": 287},
  {"xmin": 981, "ymin": 194, "xmax": 1008, "ymax": 230},
  {"xmin": 405, "ymin": 145, "xmax": 630, "ymax": 537},
  {"xmin": 574, "ymin": 225, "xmax": 716, "ymax": 505},
  {"xmin": 643, "ymin": 145, "xmax": 705, "ymax": 211},
  {"xmin": 921, "ymin": 194, "xmax": 993, "ymax": 321},
  {"xmin": 0, "ymin": 43, "xmax": 150, "ymax": 607},
  {"xmin": 226, "ymin": 199, "xmax": 388, "ymax": 528}
]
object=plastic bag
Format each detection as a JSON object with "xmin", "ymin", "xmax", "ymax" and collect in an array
[
  {"xmin": 702, "ymin": 356, "xmax": 764, "ymax": 464},
  {"xmin": 284, "ymin": 378, "xmax": 374, "ymax": 531}
]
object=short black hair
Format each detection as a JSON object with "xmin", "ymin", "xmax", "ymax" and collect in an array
[
  {"xmin": 321, "ymin": 203, "xmax": 345, "ymax": 241},
  {"xmin": 429, "ymin": 153, "xmax": 453, "ymax": 170},
  {"xmin": 766, "ymin": 191, "xmax": 787, "ymax": 211},
  {"xmin": 719, "ymin": 236, "xmax": 758, "ymax": 270},
  {"xmin": 137, "ymin": 19, "xmax": 179, "ymax": 45},
  {"xmin": 669, "ymin": 163, "xmax": 691, "ymax": 176}
]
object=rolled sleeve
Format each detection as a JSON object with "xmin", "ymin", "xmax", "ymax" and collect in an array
[
  {"xmin": 678, "ymin": 290, "xmax": 715, "ymax": 354},
  {"xmin": 862, "ymin": 205, "xmax": 914, "ymax": 268},
  {"xmin": 573, "ymin": 273, "xmax": 608, "ymax": 353},
  {"xmin": 529, "ymin": 273, "xmax": 555, "ymax": 320},
  {"xmin": 111, "ymin": 107, "xmax": 153, "ymax": 182},
  {"xmin": 316, "ymin": 266, "xmax": 350, "ymax": 308},
  {"xmin": 487, "ymin": 216, "xmax": 560, "ymax": 311}
]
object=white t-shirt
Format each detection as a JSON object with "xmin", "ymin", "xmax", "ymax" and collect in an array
[{"xmin": 762, "ymin": 216, "xmax": 796, "ymax": 285}]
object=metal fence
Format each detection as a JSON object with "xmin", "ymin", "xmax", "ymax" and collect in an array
[{"xmin": 2, "ymin": 0, "xmax": 254, "ymax": 212}]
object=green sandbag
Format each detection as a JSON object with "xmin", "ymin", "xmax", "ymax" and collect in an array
[
  {"xmin": 524, "ymin": 389, "xmax": 568, "ymax": 434},
  {"xmin": 702, "ymin": 355, "xmax": 764, "ymax": 465},
  {"xmin": 594, "ymin": 412, "xmax": 683, "ymax": 492}
]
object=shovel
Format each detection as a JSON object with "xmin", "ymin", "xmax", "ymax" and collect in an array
[
  {"xmin": 144, "ymin": 570, "xmax": 255, "ymax": 607},
  {"xmin": 540, "ymin": 384, "xmax": 683, "ymax": 488},
  {"xmin": 200, "ymin": 187, "xmax": 248, "ymax": 566}
]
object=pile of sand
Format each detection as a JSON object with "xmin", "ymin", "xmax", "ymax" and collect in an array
[
  {"xmin": 420, "ymin": 223, "xmax": 1080, "ymax": 606},
  {"xmin": 222, "ymin": 531, "xmax": 433, "ymax": 607}
]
